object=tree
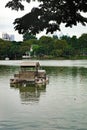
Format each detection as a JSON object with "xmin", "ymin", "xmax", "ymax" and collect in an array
[
  {"xmin": 6, "ymin": 0, "xmax": 87, "ymax": 35},
  {"xmin": 70, "ymin": 36, "xmax": 79, "ymax": 51},
  {"xmin": 60, "ymin": 35, "xmax": 71, "ymax": 43},
  {"xmin": 0, "ymin": 40, "xmax": 11, "ymax": 59},
  {"xmin": 79, "ymin": 34, "xmax": 87, "ymax": 48},
  {"xmin": 39, "ymin": 36, "xmax": 54, "ymax": 55},
  {"xmin": 23, "ymin": 32, "xmax": 37, "ymax": 41},
  {"xmin": 51, "ymin": 39, "xmax": 68, "ymax": 57},
  {"xmin": 78, "ymin": 33, "xmax": 87, "ymax": 55},
  {"xmin": 53, "ymin": 35, "xmax": 58, "ymax": 40}
]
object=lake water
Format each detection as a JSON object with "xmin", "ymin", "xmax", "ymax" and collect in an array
[{"xmin": 0, "ymin": 60, "xmax": 87, "ymax": 130}]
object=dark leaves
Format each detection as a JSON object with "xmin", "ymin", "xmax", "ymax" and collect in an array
[
  {"xmin": 6, "ymin": 0, "xmax": 87, "ymax": 34},
  {"xmin": 5, "ymin": 0, "xmax": 24, "ymax": 11}
]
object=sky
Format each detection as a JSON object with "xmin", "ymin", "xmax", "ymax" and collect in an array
[{"xmin": 0, "ymin": 0, "xmax": 87, "ymax": 41}]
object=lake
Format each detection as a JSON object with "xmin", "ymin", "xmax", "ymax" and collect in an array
[{"xmin": 0, "ymin": 60, "xmax": 87, "ymax": 130}]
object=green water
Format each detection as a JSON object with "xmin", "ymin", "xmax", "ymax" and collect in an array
[{"xmin": 0, "ymin": 60, "xmax": 87, "ymax": 130}]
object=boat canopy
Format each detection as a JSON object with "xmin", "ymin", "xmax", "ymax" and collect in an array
[{"xmin": 20, "ymin": 62, "xmax": 40, "ymax": 70}]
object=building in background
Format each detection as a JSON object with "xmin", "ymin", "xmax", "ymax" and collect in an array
[
  {"xmin": 2, "ymin": 33, "xmax": 15, "ymax": 41},
  {"xmin": 9, "ymin": 34, "xmax": 15, "ymax": 41}
]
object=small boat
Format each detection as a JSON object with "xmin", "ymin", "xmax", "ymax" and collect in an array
[{"xmin": 10, "ymin": 61, "xmax": 49, "ymax": 85}]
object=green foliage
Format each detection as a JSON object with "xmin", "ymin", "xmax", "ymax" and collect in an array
[
  {"xmin": 60, "ymin": 35, "xmax": 71, "ymax": 44},
  {"xmin": 78, "ymin": 34, "xmax": 87, "ymax": 56},
  {"xmin": 23, "ymin": 33, "xmax": 37, "ymax": 41},
  {"xmin": 53, "ymin": 40, "xmax": 68, "ymax": 50},
  {"xmin": 0, "ymin": 40, "xmax": 11, "ymax": 59},
  {"xmin": 1, "ymin": 33, "xmax": 87, "ymax": 59},
  {"xmin": 39, "ymin": 36, "xmax": 54, "ymax": 55},
  {"xmin": 51, "ymin": 49, "xmax": 63, "ymax": 57},
  {"xmin": 53, "ymin": 35, "xmax": 58, "ymax": 40},
  {"xmin": 78, "ymin": 34, "xmax": 87, "ymax": 48},
  {"xmin": 9, "ymin": 43, "xmax": 21, "ymax": 59}
]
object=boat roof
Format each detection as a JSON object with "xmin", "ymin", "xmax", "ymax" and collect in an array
[{"xmin": 20, "ymin": 62, "xmax": 40, "ymax": 67}]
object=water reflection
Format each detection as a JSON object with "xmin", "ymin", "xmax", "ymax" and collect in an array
[
  {"xmin": 45, "ymin": 66, "xmax": 87, "ymax": 77},
  {"xmin": 10, "ymin": 83, "xmax": 46, "ymax": 104}
]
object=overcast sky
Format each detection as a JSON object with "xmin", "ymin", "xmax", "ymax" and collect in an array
[{"xmin": 0, "ymin": 0, "xmax": 87, "ymax": 41}]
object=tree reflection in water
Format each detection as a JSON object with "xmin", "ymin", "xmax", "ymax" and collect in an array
[{"xmin": 10, "ymin": 83, "xmax": 46, "ymax": 104}]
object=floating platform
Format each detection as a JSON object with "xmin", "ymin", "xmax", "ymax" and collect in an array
[{"xmin": 10, "ymin": 62, "xmax": 49, "ymax": 85}]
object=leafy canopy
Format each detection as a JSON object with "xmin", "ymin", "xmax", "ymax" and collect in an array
[{"xmin": 6, "ymin": 0, "xmax": 87, "ymax": 35}]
